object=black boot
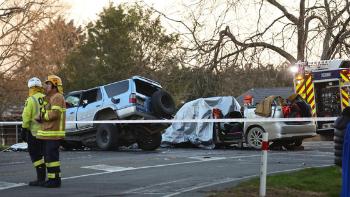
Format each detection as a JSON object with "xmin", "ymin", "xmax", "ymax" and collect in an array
[
  {"xmin": 43, "ymin": 178, "xmax": 61, "ymax": 188},
  {"xmin": 29, "ymin": 164, "xmax": 46, "ymax": 186}
]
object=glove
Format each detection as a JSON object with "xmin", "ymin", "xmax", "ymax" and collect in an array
[{"xmin": 21, "ymin": 127, "xmax": 29, "ymax": 142}]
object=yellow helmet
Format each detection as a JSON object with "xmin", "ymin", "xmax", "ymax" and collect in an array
[{"xmin": 45, "ymin": 75, "xmax": 62, "ymax": 87}]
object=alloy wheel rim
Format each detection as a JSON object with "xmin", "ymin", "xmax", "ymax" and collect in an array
[{"xmin": 249, "ymin": 128, "xmax": 263, "ymax": 148}]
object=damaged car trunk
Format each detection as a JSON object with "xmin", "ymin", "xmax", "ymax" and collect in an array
[{"xmin": 244, "ymin": 95, "xmax": 316, "ymax": 149}]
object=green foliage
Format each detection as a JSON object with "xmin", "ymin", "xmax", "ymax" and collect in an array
[{"xmin": 61, "ymin": 3, "xmax": 181, "ymax": 91}]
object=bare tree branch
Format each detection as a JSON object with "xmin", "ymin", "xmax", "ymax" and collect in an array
[{"xmin": 266, "ymin": 0, "xmax": 298, "ymax": 24}]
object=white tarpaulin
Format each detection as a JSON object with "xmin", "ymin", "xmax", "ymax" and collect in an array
[
  {"xmin": 162, "ymin": 96, "xmax": 241, "ymax": 148},
  {"xmin": 8, "ymin": 143, "xmax": 28, "ymax": 151}
]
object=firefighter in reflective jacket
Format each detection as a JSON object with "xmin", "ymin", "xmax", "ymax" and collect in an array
[
  {"xmin": 36, "ymin": 75, "xmax": 66, "ymax": 188},
  {"xmin": 21, "ymin": 77, "xmax": 46, "ymax": 186}
]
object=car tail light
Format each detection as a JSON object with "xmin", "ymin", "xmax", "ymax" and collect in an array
[{"xmin": 129, "ymin": 93, "xmax": 137, "ymax": 103}]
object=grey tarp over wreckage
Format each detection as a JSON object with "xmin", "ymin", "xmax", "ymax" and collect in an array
[{"xmin": 161, "ymin": 96, "xmax": 241, "ymax": 149}]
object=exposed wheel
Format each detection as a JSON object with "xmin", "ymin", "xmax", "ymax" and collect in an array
[
  {"xmin": 96, "ymin": 124, "xmax": 119, "ymax": 150},
  {"xmin": 137, "ymin": 132, "xmax": 162, "ymax": 151},
  {"xmin": 294, "ymin": 139, "xmax": 303, "ymax": 147},
  {"xmin": 246, "ymin": 126, "xmax": 265, "ymax": 149},
  {"xmin": 151, "ymin": 90, "xmax": 175, "ymax": 118}
]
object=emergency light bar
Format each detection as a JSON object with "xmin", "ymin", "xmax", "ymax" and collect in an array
[{"xmin": 294, "ymin": 59, "xmax": 346, "ymax": 72}]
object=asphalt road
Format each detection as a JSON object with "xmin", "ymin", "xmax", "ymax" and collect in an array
[{"xmin": 0, "ymin": 141, "xmax": 334, "ymax": 197}]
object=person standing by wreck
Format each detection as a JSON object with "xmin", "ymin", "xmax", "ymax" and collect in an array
[
  {"xmin": 21, "ymin": 77, "xmax": 46, "ymax": 186},
  {"xmin": 35, "ymin": 75, "xmax": 66, "ymax": 188}
]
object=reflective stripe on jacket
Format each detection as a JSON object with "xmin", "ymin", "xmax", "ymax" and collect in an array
[
  {"xmin": 22, "ymin": 92, "xmax": 45, "ymax": 136},
  {"xmin": 37, "ymin": 92, "xmax": 66, "ymax": 140}
]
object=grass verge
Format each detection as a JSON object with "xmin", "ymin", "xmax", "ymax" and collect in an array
[{"xmin": 208, "ymin": 166, "xmax": 341, "ymax": 197}]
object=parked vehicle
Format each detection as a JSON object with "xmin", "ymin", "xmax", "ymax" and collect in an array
[
  {"xmin": 213, "ymin": 95, "xmax": 317, "ymax": 149},
  {"xmin": 63, "ymin": 76, "xmax": 175, "ymax": 151},
  {"xmin": 292, "ymin": 59, "xmax": 350, "ymax": 135}
]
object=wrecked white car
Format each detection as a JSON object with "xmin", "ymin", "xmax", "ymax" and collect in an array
[
  {"xmin": 161, "ymin": 96, "xmax": 242, "ymax": 149},
  {"xmin": 162, "ymin": 95, "xmax": 316, "ymax": 150},
  {"xmin": 243, "ymin": 95, "xmax": 317, "ymax": 149}
]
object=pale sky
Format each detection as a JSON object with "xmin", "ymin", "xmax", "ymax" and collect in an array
[
  {"xmin": 63, "ymin": 0, "xmax": 179, "ymax": 26},
  {"xmin": 61, "ymin": 1, "xmax": 320, "ymax": 64}
]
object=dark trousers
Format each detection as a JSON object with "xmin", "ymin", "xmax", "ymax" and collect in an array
[
  {"xmin": 27, "ymin": 132, "xmax": 44, "ymax": 167},
  {"xmin": 43, "ymin": 140, "xmax": 61, "ymax": 180}
]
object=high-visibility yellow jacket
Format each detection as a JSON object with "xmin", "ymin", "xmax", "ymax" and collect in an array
[
  {"xmin": 22, "ymin": 92, "xmax": 46, "ymax": 137},
  {"xmin": 36, "ymin": 92, "xmax": 66, "ymax": 140}
]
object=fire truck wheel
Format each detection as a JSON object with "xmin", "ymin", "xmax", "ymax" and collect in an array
[
  {"xmin": 246, "ymin": 126, "xmax": 265, "ymax": 150},
  {"xmin": 294, "ymin": 139, "xmax": 303, "ymax": 147}
]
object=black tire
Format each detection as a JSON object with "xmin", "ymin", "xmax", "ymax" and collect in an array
[
  {"xmin": 96, "ymin": 124, "xmax": 119, "ymax": 150},
  {"xmin": 151, "ymin": 90, "xmax": 175, "ymax": 117},
  {"xmin": 137, "ymin": 132, "xmax": 162, "ymax": 151},
  {"xmin": 294, "ymin": 139, "xmax": 303, "ymax": 147}
]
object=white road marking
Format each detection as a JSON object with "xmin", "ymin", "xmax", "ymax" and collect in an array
[
  {"xmin": 162, "ymin": 164, "xmax": 334, "ymax": 197},
  {"xmin": 121, "ymin": 178, "xmax": 192, "ymax": 194},
  {"xmin": 64, "ymin": 154, "xmax": 260, "ymax": 180},
  {"xmin": 0, "ymin": 161, "xmax": 26, "ymax": 166},
  {"xmin": 162, "ymin": 177, "xmax": 252, "ymax": 197},
  {"xmin": 0, "ymin": 182, "xmax": 26, "ymax": 190},
  {"xmin": 0, "ymin": 152, "xmax": 332, "ymax": 191},
  {"xmin": 81, "ymin": 164, "xmax": 135, "ymax": 172}
]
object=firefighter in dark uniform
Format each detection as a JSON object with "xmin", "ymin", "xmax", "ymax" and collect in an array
[
  {"xmin": 21, "ymin": 77, "xmax": 46, "ymax": 186},
  {"xmin": 36, "ymin": 75, "xmax": 66, "ymax": 188}
]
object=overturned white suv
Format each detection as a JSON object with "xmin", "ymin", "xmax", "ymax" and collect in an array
[{"xmin": 63, "ymin": 76, "xmax": 175, "ymax": 151}]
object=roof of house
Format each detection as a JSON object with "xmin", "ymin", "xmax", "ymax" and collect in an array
[
  {"xmin": 1, "ymin": 105, "xmax": 23, "ymax": 121},
  {"xmin": 236, "ymin": 87, "xmax": 294, "ymax": 106}
]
